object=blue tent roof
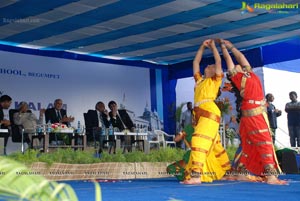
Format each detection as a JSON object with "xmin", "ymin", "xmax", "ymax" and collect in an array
[{"xmin": 0, "ymin": 0, "xmax": 299, "ymax": 65}]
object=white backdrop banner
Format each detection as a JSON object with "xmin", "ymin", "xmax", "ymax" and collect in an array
[
  {"xmin": 0, "ymin": 50, "xmax": 151, "ymax": 127},
  {"xmin": 263, "ymin": 67, "xmax": 300, "ymax": 148}
]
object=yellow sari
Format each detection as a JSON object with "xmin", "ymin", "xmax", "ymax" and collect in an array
[{"xmin": 184, "ymin": 72, "xmax": 231, "ymax": 182}]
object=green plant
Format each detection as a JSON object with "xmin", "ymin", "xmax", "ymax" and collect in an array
[
  {"xmin": 0, "ymin": 157, "xmax": 78, "ymax": 201},
  {"xmin": 6, "ymin": 145, "xmax": 239, "ymax": 166},
  {"xmin": 8, "ymin": 149, "xmax": 40, "ymax": 165},
  {"xmin": 7, "ymin": 147, "xmax": 186, "ymax": 164},
  {"xmin": 100, "ymin": 149, "xmax": 126, "ymax": 162},
  {"xmin": 8, "ymin": 148, "xmax": 102, "ymax": 166},
  {"xmin": 225, "ymin": 145, "xmax": 238, "ymax": 161}
]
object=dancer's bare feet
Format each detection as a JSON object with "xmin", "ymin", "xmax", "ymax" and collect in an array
[
  {"xmin": 265, "ymin": 176, "xmax": 288, "ymax": 185},
  {"xmin": 221, "ymin": 174, "xmax": 237, "ymax": 181},
  {"xmin": 181, "ymin": 177, "xmax": 201, "ymax": 185},
  {"xmin": 236, "ymin": 174, "xmax": 263, "ymax": 182}
]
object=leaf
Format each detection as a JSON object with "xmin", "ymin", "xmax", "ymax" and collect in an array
[
  {"xmin": 0, "ymin": 157, "xmax": 78, "ymax": 201},
  {"xmin": 94, "ymin": 181, "xmax": 102, "ymax": 201}
]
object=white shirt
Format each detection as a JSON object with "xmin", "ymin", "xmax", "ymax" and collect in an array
[
  {"xmin": 97, "ymin": 110, "xmax": 103, "ymax": 128},
  {"xmin": 180, "ymin": 109, "xmax": 193, "ymax": 127}
]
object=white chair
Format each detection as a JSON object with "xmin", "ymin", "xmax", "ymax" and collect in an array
[
  {"xmin": 219, "ymin": 120, "xmax": 226, "ymax": 148},
  {"xmin": 147, "ymin": 131, "xmax": 164, "ymax": 149},
  {"xmin": 144, "ymin": 131, "xmax": 160, "ymax": 153},
  {"xmin": 154, "ymin": 130, "xmax": 176, "ymax": 148}
]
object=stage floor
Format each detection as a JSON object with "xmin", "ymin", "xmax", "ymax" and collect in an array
[{"xmin": 65, "ymin": 174, "xmax": 300, "ymax": 201}]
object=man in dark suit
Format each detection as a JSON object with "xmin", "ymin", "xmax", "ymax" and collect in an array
[
  {"xmin": 45, "ymin": 99, "xmax": 74, "ymax": 144},
  {"xmin": 86, "ymin": 101, "xmax": 113, "ymax": 153},
  {"xmin": 87, "ymin": 102, "xmax": 110, "ymax": 129},
  {"xmin": 108, "ymin": 100, "xmax": 134, "ymax": 153},
  {"xmin": 45, "ymin": 99, "xmax": 74, "ymax": 125},
  {"xmin": 0, "ymin": 95, "xmax": 12, "ymax": 155}
]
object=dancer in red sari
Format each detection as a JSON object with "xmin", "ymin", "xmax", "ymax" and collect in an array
[{"xmin": 219, "ymin": 39, "xmax": 286, "ymax": 185}]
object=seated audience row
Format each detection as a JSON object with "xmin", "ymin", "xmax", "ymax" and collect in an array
[
  {"xmin": 85, "ymin": 100, "xmax": 135, "ymax": 154},
  {"xmin": 0, "ymin": 95, "xmax": 136, "ymax": 154}
]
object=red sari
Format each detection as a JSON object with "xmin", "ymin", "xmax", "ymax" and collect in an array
[{"xmin": 229, "ymin": 68, "xmax": 280, "ymax": 176}]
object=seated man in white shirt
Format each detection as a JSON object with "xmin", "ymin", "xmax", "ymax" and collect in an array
[{"xmin": 13, "ymin": 101, "xmax": 45, "ymax": 148}]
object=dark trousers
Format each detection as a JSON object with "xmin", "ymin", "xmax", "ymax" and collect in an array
[{"xmin": 288, "ymin": 126, "xmax": 300, "ymax": 147}]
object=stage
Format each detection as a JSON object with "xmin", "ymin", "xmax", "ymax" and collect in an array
[{"xmin": 65, "ymin": 174, "xmax": 300, "ymax": 201}]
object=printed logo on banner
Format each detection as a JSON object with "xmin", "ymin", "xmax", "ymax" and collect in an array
[
  {"xmin": 1, "ymin": 90, "xmax": 67, "ymax": 110},
  {"xmin": 14, "ymin": 101, "xmax": 67, "ymax": 111},
  {"xmin": 0, "ymin": 68, "xmax": 61, "ymax": 79},
  {"xmin": 241, "ymin": 1, "xmax": 299, "ymax": 14}
]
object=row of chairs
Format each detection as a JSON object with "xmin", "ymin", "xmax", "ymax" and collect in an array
[
  {"xmin": 1, "ymin": 109, "xmax": 177, "ymax": 154},
  {"xmin": 83, "ymin": 110, "xmax": 177, "ymax": 153}
]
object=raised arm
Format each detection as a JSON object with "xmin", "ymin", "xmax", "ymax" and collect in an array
[
  {"xmin": 217, "ymin": 39, "xmax": 235, "ymax": 72},
  {"xmin": 193, "ymin": 39, "xmax": 210, "ymax": 75},
  {"xmin": 209, "ymin": 39, "xmax": 222, "ymax": 75},
  {"xmin": 223, "ymin": 40, "xmax": 251, "ymax": 68}
]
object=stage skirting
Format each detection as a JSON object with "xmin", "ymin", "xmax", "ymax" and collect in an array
[{"xmin": 29, "ymin": 162, "xmax": 171, "ymax": 181}]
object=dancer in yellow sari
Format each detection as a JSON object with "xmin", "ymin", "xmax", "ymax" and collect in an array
[{"xmin": 181, "ymin": 39, "xmax": 231, "ymax": 184}]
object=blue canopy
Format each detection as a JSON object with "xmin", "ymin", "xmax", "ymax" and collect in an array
[{"xmin": 0, "ymin": 0, "xmax": 299, "ymax": 134}]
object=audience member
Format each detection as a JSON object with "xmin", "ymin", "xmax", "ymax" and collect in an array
[
  {"xmin": 0, "ymin": 95, "xmax": 12, "ymax": 155},
  {"xmin": 13, "ymin": 101, "xmax": 45, "ymax": 147},
  {"xmin": 45, "ymin": 99, "xmax": 74, "ymax": 125},
  {"xmin": 285, "ymin": 91, "xmax": 300, "ymax": 147},
  {"xmin": 180, "ymin": 102, "xmax": 193, "ymax": 129},
  {"xmin": 108, "ymin": 100, "xmax": 134, "ymax": 153},
  {"xmin": 266, "ymin": 93, "xmax": 282, "ymax": 144},
  {"xmin": 45, "ymin": 99, "xmax": 74, "ymax": 144},
  {"xmin": 179, "ymin": 101, "xmax": 193, "ymax": 149},
  {"xmin": 87, "ymin": 101, "xmax": 114, "ymax": 153}
]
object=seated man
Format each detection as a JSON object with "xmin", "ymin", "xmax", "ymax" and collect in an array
[
  {"xmin": 87, "ymin": 101, "xmax": 114, "ymax": 153},
  {"xmin": 45, "ymin": 99, "xmax": 74, "ymax": 144},
  {"xmin": 0, "ymin": 95, "xmax": 12, "ymax": 155},
  {"xmin": 45, "ymin": 99, "xmax": 74, "ymax": 125},
  {"xmin": 13, "ymin": 101, "xmax": 45, "ymax": 148},
  {"xmin": 108, "ymin": 100, "xmax": 134, "ymax": 153}
]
